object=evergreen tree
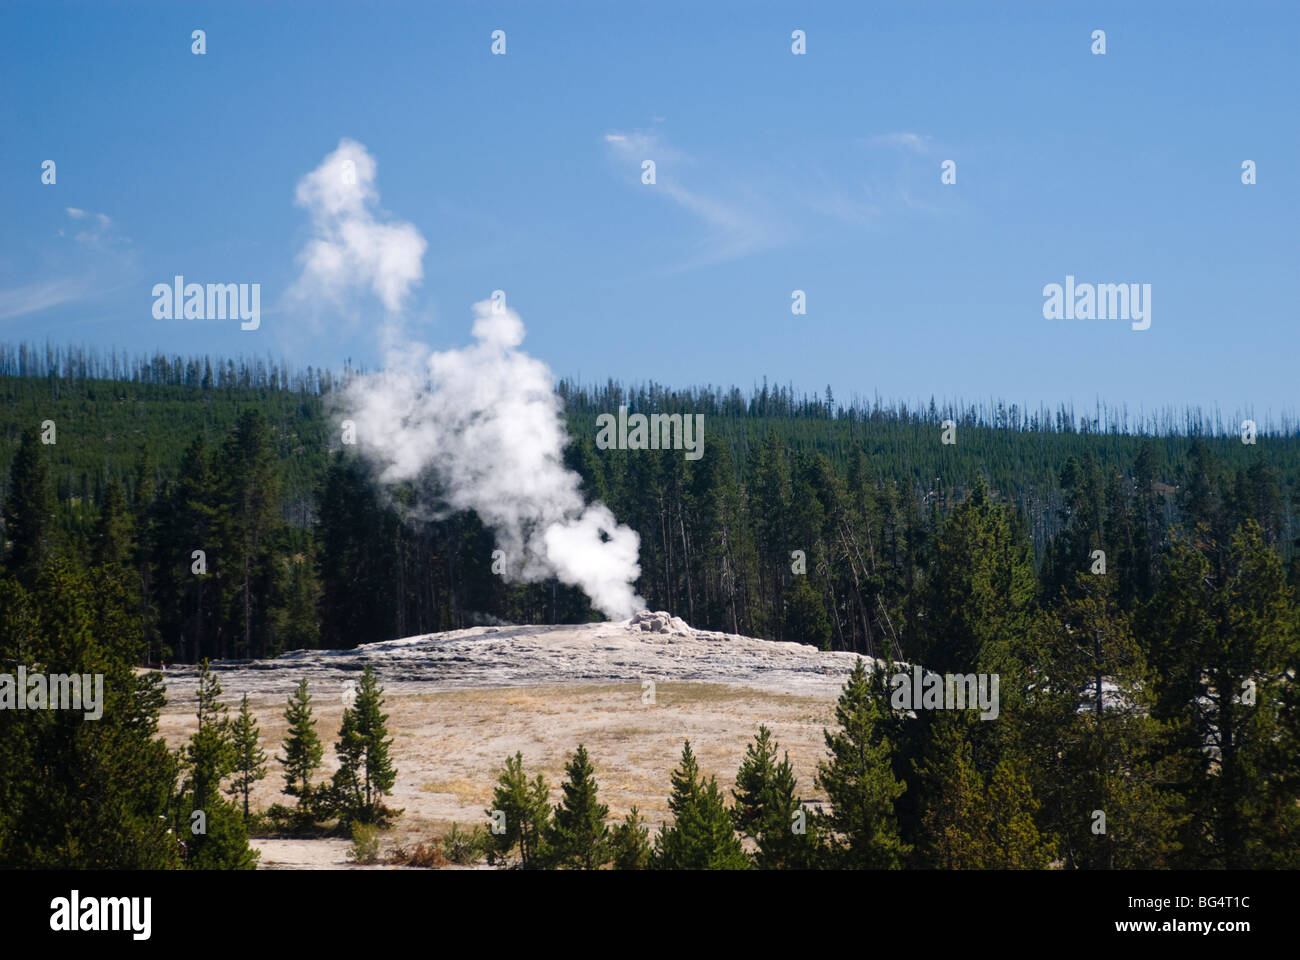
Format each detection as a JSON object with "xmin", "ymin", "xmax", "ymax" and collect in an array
[
  {"xmin": 92, "ymin": 479, "xmax": 134, "ymax": 568},
  {"xmin": 228, "ymin": 694, "xmax": 268, "ymax": 819},
  {"xmin": 1027, "ymin": 574, "xmax": 1186, "ymax": 868},
  {"xmin": 351, "ymin": 664, "xmax": 396, "ymax": 820},
  {"xmin": 610, "ymin": 806, "xmax": 653, "ymax": 870},
  {"xmin": 163, "ymin": 437, "xmax": 223, "ymax": 663},
  {"xmin": 655, "ymin": 741, "xmax": 749, "ymax": 869},
  {"xmin": 178, "ymin": 659, "xmax": 257, "ymax": 868},
  {"xmin": 183, "ymin": 659, "xmax": 234, "ymax": 814},
  {"xmin": 2, "ymin": 427, "xmax": 56, "ymax": 585},
  {"xmin": 911, "ymin": 712, "xmax": 990, "ymax": 868},
  {"xmin": 920, "ymin": 477, "xmax": 1037, "ymax": 676},
  {"xmin": 980, "ymin": 758, "xmax": 1056, "ymax": 869},
  {"xmin": 316, "ymin": 454, "xmax": 399, "ymax": 647},
  {"xmin": 911, "ymin": 716, "xmax": 1056, "ymax": 868},
  {"xmin": 219, "ymin": 410, "xmax": 282, "ymax": 659},
  {"xmin": 487, "ymin": 752, "xmax": 551, "ymax": 867},
  {"xmin": 1147, "ymin": 521, "xmax": 1300, "ymax": 867},
  {"xmin": 278, "ymin": 678, "xmax": 323, "ymax": 803},
  {"xmin": 546, "ymin": 744, "xmax": 610, "ymax": 869},
  {"xmin": 181, "ymin": 796, "xmax": 259, "ymax": 870},
  {"xmin": 0, "ymin": 561, "xmax": 182, "ymax": 868},
  {"xmin": 815, "ymin": 659, "xmax": 909, "ymax": 868},
  {"xmin": 732, "ymin": 726, "xmax": 818, "ymax": 868},
  {"xmin": 783, "ymin": 576, "xmax": 832, "ymax": 650},
  {"xmin": 331, "ymin": 705, "xmax": 365, "ymax": 820}
]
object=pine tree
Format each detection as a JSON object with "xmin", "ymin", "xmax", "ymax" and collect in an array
[
  {"xmin": 164, "ymin": 437, "xmax": 223, "ymax": 663},
  {"xmin": 348, "ymin": 664, "xmax": 396, "ymax": 821},
  {"xmin": 331, "ymin": 705, "xmax": 365, "ymax": 820},
  {"xmin": 921, "ymin": 477, "xmax": 1037, "ymax": 676},
  {"xmin": 911, "ymin": 712, "xmax": 990, "ymax": 868},
  {"xmin": 784, "ymin": 576, "xmax": 832, "ymax": 650},
  {"xmin": 655, "ymin": 741, "xmax": 749, "ymax": 869},
  {"xmin": 546, "ymin": 744, "xmax": 610, "ymax": 869},
  {"xmin": 92, "ymin": 479, "xmax": 135, "ymax": 568},
  {"xmin": 1027, "ymin": 574, "xmax": 1186, "ymax": 868},
  {"xmin": 0, "ymin": 560, "xmax": 182, "ymax": 868},
  {"xmin": 487, "ymin": 752, "xmax": 551, "ymax": 867},
  {"xmin": 2, "ymin": 427, "xmax": 56, "ymax": 586},
  {"xmin": 183, "ymin": 659, "xmax": 234, "ymax": 814},
  {"xmin": 179, "ymin": 660, "xmax": 257, "ymax": 868},
  {"xmin": 1147, "ymin": 520, "xmax": 1300, "ymax": 867},
  {"xmin": 219, "ymin": 410, "xmax": 282, "ymax": 659},
  {"xmin": 815, "ymin": 658, "xmax": 909, "ymax": 868},
  {"xmin": 610, "ymin": 806, "xmax": 653, "ymax": 870},
  {"xmin": 316, "ymin": 454, "xmax": 399, "ymax": 648},
  {"xmin": 228, "ymin": 694, "xmax": 268, "ymax": 819},
  {"xmin": 732, "ymin": 726, "xmax": 818, "ymax": 868},
  {"xmin": 980, "ymin": 758, "xmax": 1056, "ymax": 868},
  {"xmin": 278, "ymin": 678, "xmax": 323, "ymax": 803}
]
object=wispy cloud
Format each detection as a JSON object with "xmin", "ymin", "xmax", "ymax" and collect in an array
[
  {"xmin": 863, "ymin": 131, "xmax": 934, "ymax": 153},
  {"xmin": 0, "ymin": 279, "xmax": 96, "ymax": 321},
  {"xmin": 1, "ymin": 209, "xmax": 136, "ymax": 321},
  {"xmin": 603, "ymin": 129, "xmax": 784, "ymax": 268},
  {"xmin": 57, "ymin": 207, "xmax": 128, "ymax": 248},
  {"xmin": 798, "ymin": 164, "xmax": 883, "ymax": 226}
]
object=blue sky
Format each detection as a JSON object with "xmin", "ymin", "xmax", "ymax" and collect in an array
[{"xmin": 1, "ymin": 1, "xmax": 1296, "ymax": 418}]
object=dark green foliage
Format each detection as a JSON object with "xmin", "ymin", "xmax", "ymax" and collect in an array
[
  {"xmin": 278, "ymin": 678, "xmax": 323, "ymax": 803},
  {"xmin": 2, "ymin": 427, "xmax": 56, "ymax": 586},
  {"xmin": 0, "ymin": 561, "xmax": 183, "ymax": 868},
  {"xmin": 1146, "ymin": 520, "xmax": 1300, "ymax": 867},
  {"xmin": 181, "ymin": 796, "xmax": 259, "ymax": 870},
  {"xmin": 910, "ymin": 713, "xmax": 1055, "ymax": 868},
  {"xmin": 177, "ymin": 660, "xmax": 258, "ymax": 868},
  {"xmin": 815, "ymin": 659, "xmax": 909, "ymax": 868},
  {"xmin": 655, "ymin": 741, "xmax": 749, "ymax": 870},
  {"xmin": 228, "ymin": 693, "xmax": 268, "ymax": 818},
  {"xmin": 783, "ymin": 576, "xmax": 833, "ymax": 650},
  {"xmin": 182, "ymin": 659, "xmax": 234, "ymax": 814},
  {"xmin": 6, "ymin": 351, "xmax": 1300, "ymax": 663},
  {"xmin": 331, "ymin": 665, "xmax": 397, "ymax": 824},
  {"xmin": 1, "ymin": 346, "xmax": 1299, "ymax": 870},
  {"xmin": 732, "ymin": 726, "xmax": 818, "ymax": 868},
  {"xmin": 610, "ymin": 806, "xmax": 653, "ymax": 869},
  {"xmin": 546, "ymin": 744, "xmax": 610, "ymax": 869},
  {"xmin": 487, "ymin": 752, "xmax": 551, "ymax": 867}
]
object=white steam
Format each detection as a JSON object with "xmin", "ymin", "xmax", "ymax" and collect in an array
[
  {"xmin": 290, "ymin": 138, "xmax": 426, "ymax": 313},
  {"xmin": 291, "ymin": 138, "xmax": 643, "ymax": 620},
  {"xmin": 342, "ymin": 299, "xmax": 645, "ymax": 621}
]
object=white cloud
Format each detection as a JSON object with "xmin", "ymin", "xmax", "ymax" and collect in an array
[
  {"xmin": 603, "ymin": 129, "xmax": 781, "ymax": 266},
  {"xmin": 56, "ymin": 207, "xmax": 124, "ymax": 248},
  {"xmin": 0, "ymin": 279, "xmax": 93, "ymax": 321},
  {"xmin": 290, "ymin": 138, "xmax": 426, "ymax": 314},
  {"xmin": 865, "ymin": 131, "xmax": 933, "ymax": 153}
]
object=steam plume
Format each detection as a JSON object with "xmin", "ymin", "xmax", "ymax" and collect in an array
[{"xmin": 342, "ymin": 299, "xmax": 644, "ymax": 620}]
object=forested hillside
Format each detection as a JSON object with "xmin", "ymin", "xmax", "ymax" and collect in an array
[
  {"xmin": 2, "ymin": 343, "xmax": 1298, "ymax": 871},
  {"xmin": 0, "ymin": 344, "xmax": 1297, "ymax": 665}
]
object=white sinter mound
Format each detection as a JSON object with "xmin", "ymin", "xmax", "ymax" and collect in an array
[{"xmin": 159, "ymin": 611, "xmax": 876, "ymax": 706}]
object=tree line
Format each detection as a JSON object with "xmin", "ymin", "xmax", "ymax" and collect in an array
[
  {"xmin": 3, "ymin": 350, "xmax": 1299, "ymax": 664},
  {"xmin": 430, "ymin": 632, "xmax": 1298, "ymax": 870}
]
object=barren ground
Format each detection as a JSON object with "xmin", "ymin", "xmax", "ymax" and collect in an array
[{"xmin": 156, "ymin": 612, "xmax": 871, "ymax": 868}]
